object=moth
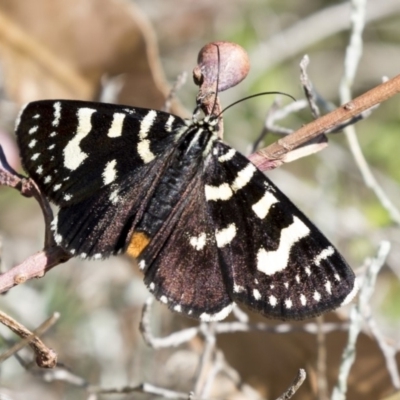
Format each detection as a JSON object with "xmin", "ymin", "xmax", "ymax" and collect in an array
[{"xmin": 16, "ymin": 100, "xmax": 357, "ymax": 321}]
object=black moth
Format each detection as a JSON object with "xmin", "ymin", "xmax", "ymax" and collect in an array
[{"xmin": 16, "ymin": 100, "xmax": 357, "ymax": 321}]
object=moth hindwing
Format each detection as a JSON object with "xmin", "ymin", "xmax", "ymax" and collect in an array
[{"xmin": 16, "ymin": 99, "xmax": 357, "ymax": 321}]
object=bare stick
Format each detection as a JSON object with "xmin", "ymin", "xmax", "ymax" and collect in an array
[
  {"xmin": 89, "ymin": 382, "xmax": 190, "ymax": 399},
  {"xmin": 140, "ymin": 298, "xmax": 200, "ymax": 348},
  {"xmin": 0, "ymin": 247, "xmax": 71, "ymax": 293},
  {"xmin": 249, "ymin": 73, "xmax": 400, "ymax": 171},
  {"xmin": 331, "ymin": 241, "xmax": 391, "ymax": 400},
  {"xmin": 0, "ymin": 146, "xmax": 72, "ymax": 293},
  {"xmin": 275, "ymin": 369, "xmax": 307, "ymax": 400},
  {"xmin": 193, "ymin": 322, "xmax": 217, "ymax": 397},
  {"xmin": 366, "ymin": 317, "xmax": 400, "ymax": 389},
  {"xmin": 300, "ymin": 55, "xmax": 321, "ymax": 119},
  {"xmin": 162, "ymin": 71, "xmax": 187, "ymax": 112},
  {"xmin": 338, "ymin": 0, "xmax": 400, "ymax": 225},
  {"xmin": 0, "ymin": 311, "xmax": 59, "ymax": 368}
]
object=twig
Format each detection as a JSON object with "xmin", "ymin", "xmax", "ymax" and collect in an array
[
  {"xmin": 140, "ymin": 297, "xmax": 199, "ymax": 348},
  {"xmin": 300, "ymin": 55, "xmax": 321, "ymax": 119},
  {"xmin": 366, "ymin": 317, "xmax": 400, "ymax": 389},
  {"xmin": 338, "ymin": 0, "xmax": 400, "ymax": 226},
  {"xmin": 162, "ymin": 71, "xmax": 187, "ymax": 112},
  {"xmin": 316, "ymin": 315, "xmax": 329, "ymax": 400},
  {"xmin": 140, "ymin": 298, "xmax": 350, "ymax": 349},
  {"xmin": 0, "ymin": 146, "xmax": 72, "ymax": 293},
  {"xmin": 89, "ymin": 382, "xmax": 190, "ymax": 399},
  {"xmin": 0, "ymin": 311, "xmax": 59, "ymax": 368},
  {"xmin": 249, "ymin": 73, "xmax": 400, "ymax": 171},
  {"xmin": 0, "ymin": 248, "xmax": 71, "ymax": 294},
  {"xmin": 251, "ymin": 0, "xmax": 400, "ymax": 74},
  {"xmin": 193, "ymin": 322, "xmax": 217, "ymax": 397},
  {"xmin": 275, "ymin": 369, "xmax": 307, "ymax": 400},
  {"xmin": 331, "ymin": 241, "xmax": 391, "ymax": 400}
]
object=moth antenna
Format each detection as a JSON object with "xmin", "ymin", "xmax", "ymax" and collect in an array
[{"xmin": 217, "ymin": 92, "xmax": 296, "ymax": 118}]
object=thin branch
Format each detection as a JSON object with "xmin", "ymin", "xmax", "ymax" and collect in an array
[
  {"xmin": 275, "ymin": 369, "xmax": 307, "ymax": 400},
  {"xmin": 331, "ymin": 241, "xmax": 391, "ymax": 400},
  {"xmin": 0, "ymin": 145, "xmax": 72, "ymax": 293},
  {"xmin": 251, "ymin": 0, "xmax": 400, "ymax": 74},
  {"xmin": 89, "ymin": 383, "xmax": 190, "ymax": 399},
  {"xmin": 0, "ymin": 247, "xmax": 71, "ymax": 294},
  {"xmin": 249, "ymin": 73, "xmax": 400, "ymax": 171},
  {"xmin": 140, "ymin": 297, "xmax": 200, "ymax": 348},
  {"xmin": 316, "ymin": 315, "xmax": 329, "ymax": 400},
  {"xmin": 0, "ymin": 311, "xmax": 60, "ymax": 368},
  {"xmin": 162, "ymin": 71, "xmax": 187, "ymax": 112},
  {"xmin": 366, "ymin": 317, "xmax": 400, "ymax": 389},
  {"xmin": 194, "ymin": 322, "xmax": 217, "ymax": 397},
  {"xmin": 300, "ymin": 55, "xmax": 321, "ymax": 119}
]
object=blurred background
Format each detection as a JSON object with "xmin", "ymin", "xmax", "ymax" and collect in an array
[{"xmin": 0, "ymin": 0, "xmax": 399, "ymax": 399}]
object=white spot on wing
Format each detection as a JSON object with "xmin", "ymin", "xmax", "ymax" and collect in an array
[
  {"xmin": 300, "ymin": 294, "xmax": 307, "ymax": 306},
  {"xmin": 33, "ymin": 114, "xmax": 40, "ymax": 119},
  {"xmin": 314, "ymin": 246, "xmax": 335, "ymax": 266},
  {"xmin": 218, "ymin": 148, "xmax": 236, "ymax": 162},
  {"xmin": 29, "ymin": 126, "xmax": 38, "ymax": 135},
  {"xmin": 190, "ymin": 233, "xmax": 207, "ymax": 250},
  {"xmin": 94, "ymin": 253, "xmax": 102, "ymax": 260},
  {"xmin": 165, "ymin": 115, "xmax": 175, "ymax": 132},
  {"xmin": 31, "ymin": 153, "xmax": 40, "ymax": 160},
  {"xmin": 102, "ymin": 159, "xmax": 117, "ymax": 185},
  {"xmin": 137, "ymin": 139, "xmax": 155, "ymax": 164},
  {"xmin": 28, "ymin": 139, "xmax": 37, "ymax": 148},
  {"xmin": 52, "ymin": 102, "xmax": 61, "ymax": 127},
  {"xmin": 269, "ymin": 295, "xmax": 277, "ymax": 307},
  {"xmin": 36, "ymin": 166, "xmax": 43, "ymax": 174},
  {"xmin": 63, "ymin": 108, "xmax": 95, "ymax": 170},
  {"xmin": 199, "ymin": 304, "xmax": 234, "ymax": 321},
  {"xmin": 48, "ymin": 144, "xmax": 55, "ymax": 150},
  {"xmin": 215, "ymin": 223, "xmax": 236, "ymax": 248},
  {"xmin": 107, "ymin": 113, "xmax": 126, "ymax": 138},
  {"xmin": 205, "ymin": 183, "xmax": 233, "ymax": 201},
  {"xmin": 313, "ymin": 291, "xmax": 321, "ymax": 302},
  {"xmin": 285, "ymin": 299, "xmax": 292, "ymax": 309},
  {"xmin": 233, "ymin": 284, "xmax": 245, "ymax": 293},
  {"xmin": 64, "ymin": 194, "xmax": 72, "ymax": 201},
  {"xmin": 50, "ymin": 215, "xmax": 58, "ymax": 231},
  {"xmin": 139, "ymin": 260, "xmax": 146, "ymax": 270},
  {"xmin": 53, "ymin": 184, "xmax": 61, "ymax": 191},
  {"xmin": 231, "ymin": 164, "xmax": 256, "ymax": 192},
  {"xmin": 253, "ymin": 289, "xmax": 261, "ymax": 300},
  {"xmin": 149, "ymin": 282, "xmax": 155, "ymax": 291},
  {"xmin": 256, "ymin": 217, "xmax": 310, "ymax": 275},
  {"xmin": 109, "ymin": 189, "xmax": 119, "ymax": 205},
  {"xmin": 160, "ymin": 296, "xmax": 168, "ymax": 304},
  {"xmin": 325, "ymin": 280, "xmax": 332, "ymax": 294},
  {"xmin": 44, "ymin": 175, "xmax": 52, "ymax": 184},
  {"xmin": 137, "ymin": 110, "xmax": 157, "ymax": 163},
  {"xmin": 252, "ymin": 191, "xmax": 279, "ymax": 219},
  {"xmin": 174, "ymin": 304, "xmax": 182, "ymax": 312}
]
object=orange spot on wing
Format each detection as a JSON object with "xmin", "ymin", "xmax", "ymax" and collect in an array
[{"xmin": 126, "ymin": 231, "xmax": 150, "ymax": 258}]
